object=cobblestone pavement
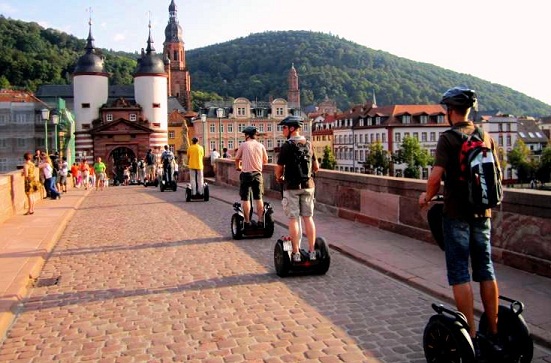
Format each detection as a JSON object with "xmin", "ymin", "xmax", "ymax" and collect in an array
[{"xmin": 0, "ymin": 186, "xmax": 549, "ymax": 362}]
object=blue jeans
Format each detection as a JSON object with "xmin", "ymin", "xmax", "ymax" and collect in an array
[
  {"xmin": 45, "ymin": 178, "xmax": 60, "ymax": 199},
  {"xmin": 442, "ymin": 216, "xmax": 496, "ymax": 285}
]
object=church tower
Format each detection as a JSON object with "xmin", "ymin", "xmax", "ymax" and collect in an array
[
  {"xmin": 163, "ymin": 0, "xmax": 192, "ymax": 111},
  {"xmin": 72, "ymin": 15, "xmax": 109, "ymax": 162},
  {"xmin": 287, "ymin": 63, "xmax": 300, "ymax": 110},
  {"xmin": 135, "ymin": 21, "xmax": 169, "ymax": 149}
]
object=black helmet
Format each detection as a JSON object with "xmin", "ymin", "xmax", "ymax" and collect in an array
[
  {"xmin": 242, "ymin": 126, "xmax": 257, "ymax": 136},
  {"xmin": 278, "ymin": 116, "xmax": 303, "ymax": 128},
  {"xmin": 440, "ymin": 87, "xmax": 477, "ymax": 108}
]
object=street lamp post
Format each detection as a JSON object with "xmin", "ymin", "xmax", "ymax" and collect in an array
[
  {"xmin": 41, "ymin": 108, "xmax": 50, "ymax": 154},
  {"xmin": 200, "ymin": 114, "xmax": 207, "ymax": 149},
  {"xmin": 52, "ymin": 113, "xmax": 59, "ymax": 155},
  {"xmin": 216, "ymin": 108, "xmax": 224, "ymax": 153}
]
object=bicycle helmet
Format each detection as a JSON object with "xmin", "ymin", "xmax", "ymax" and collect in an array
[
  {"xmin": 278, "ymin": 115, "xmax": 303, "ymax": 128},
  {"xmin": 440, "ymin": 87, "xmax": 477, "ymax": 108},
  {"xmin": 242, "ymin": 126, "xmax": 257, "ymax": 136}
]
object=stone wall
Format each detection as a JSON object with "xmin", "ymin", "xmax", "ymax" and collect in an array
[
  {"xmin": 214, "ymin": 158, "xmax": 551, "ymax": 278},
  {"xmin": 0, "ymin": 168, "xmax": 42, "ymax": 224}
]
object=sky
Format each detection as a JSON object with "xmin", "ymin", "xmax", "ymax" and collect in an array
[{"xmin": 1, "ymin": 0, "xmax": 549, "ymax": 106}]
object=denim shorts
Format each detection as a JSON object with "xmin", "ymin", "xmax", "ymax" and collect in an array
[
  {"xmin": 282, "ymin": 188, "xmax": 315, "ymax": 219},
  {"xmin": 442, "ymin": 215, "xmax": 496, "ymax": 285}
]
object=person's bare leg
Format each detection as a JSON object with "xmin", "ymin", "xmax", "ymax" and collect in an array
[
  {"xmin": 255, "ymin": 198, "xmax": 264, "ymax": 222},
  {"xmin": 302, "ymin": 216, "xmax": 316, "ymax": 252},
  {"xmin": 289, "ymin": 217, "xmax": 301, "ymax": 254},
  {"xmin": 453, "ymin": 282, "xmax": 476, "ymax": 337},
  {"xmin": 480, "ymin": 279, "xmax": 499, "ymax": 335},
  {"xmin": 242, "ymin": 200, "xmax": 252, "ymax": 223}
]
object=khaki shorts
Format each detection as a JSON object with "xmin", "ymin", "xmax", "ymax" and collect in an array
[{"xmin": 282, "ymin": 188, "xmax": 315, "ymax": 219}]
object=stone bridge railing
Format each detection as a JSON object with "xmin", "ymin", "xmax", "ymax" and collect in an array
[{"xmin": 213, "ymin": 158, "xmax": 551, "ymax": 278}]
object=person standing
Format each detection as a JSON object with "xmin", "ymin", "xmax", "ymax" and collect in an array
[
  {"xmin": 79, "ymin": 159, "xmax": 90, "ymax": 190},
  {"xmin": 222, "ymin": 147, "xmax": 231, "ymax": 158},
  {"xmin": 161, "ymin": 145, "xmax": 175, "ymax": 183},
  {"xmin": 138, "ymin": 157, "xmax": 146, "ymax": 184},
  {"xmin": 210, "ymin": 148, "xmax": 220, "ymax": 173},
  {"xmin": 145, "ymin": 149, "xmax": 156, "ymax": 182},
  {"xmin": 275, "ymin": 116, "xmax": 319, "ymax": 262},
  {"xmin": 39, "ymin": 153, "xmax": 61, "ymax": 200},
  {"xmin": 418, "ymin": 87, "xmax": 502, "ymax": 355},
  {"xmin": 187, "ymin": 137, "xmax": 205, "ymax": 196},
  {"xmin": 93, "ymin": 156, "xmax": 107, "ymax": 191},
  {"xmin": 234, "ymin": 126, "xmax": 268, "ymax": 228},
  {"xmin": 22, "ymin": 152, "xmax": 38, "ymax": 215},
  {"xmin": 58, "ymin": 157, "xmax": 69, "ymax": 193}
]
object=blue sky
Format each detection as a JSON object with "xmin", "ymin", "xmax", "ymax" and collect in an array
[{"xmin": 1, "ymin": 0, "xmax": 550, "ymax": 106}]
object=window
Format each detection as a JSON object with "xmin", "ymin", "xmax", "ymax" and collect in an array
[
  {"xmin": 129, "ymin": 114, "xmax": 137, "ymax": 121},
  {"xmin": 209, "ymin": 123, "xmax": 215, "ymax": 133},
  {"xmin": 210, "ymin": 140, "xmax": 216, "ymax": 151},
  {"xmin": 153, "ymin": 103, "xmax": 160, "ymax": 108},
  {"xmin": 498, "ymin": 136, "xmax": 503, "ymax": 146},
  {"xmin": 375, "ymin": 116, "xmax": 381, "ymax": 125},
  {"xmin": 227, "ymin": 123, "xmax": 234, "ymax": 133},
  {"xmin": 258, "ymin": 123, "xmax": 264, "ymax": 132},
  {"xmin": 498, "ymin": 123, "xmax": 503, "ymax": 131},
  {"xmin": 430, "ymin": 132, "xmax": 436, "ymax": 142},
  {"xmin": 413, "ymin": 132, "xmax": 419, "ymax": 140},
  {"xmin": 106, "ymin": 114, "xmax": 113, "ymax": 122},
  {"xmin": 276, "ymin": 107, "xmax": 284, "ymax": 116},
  {"xmin": 14, "ymin": 113, "xmax": 26, "ymax": 124},
  {"xmin": 228, "ymin": 140, "xmax": 234, "ymax": 150},
  {"xmin": 507, "ymin": 136, "xmax": 511, "ymax": 146},
  {"xmin": 437, "ymin": 115, "xmax": 444, "ymax": 124},
  {"xmin": 421, "ymin": 132, "xmax": 427, "ymax": 142},
  {"xmin": 168, "ymin": 131, "xmax": 175, "ymax": 139},
  {"xmin": 17, "ymin": 138, "xmax": 25, "ymax": 148},
  {"xmin": 519, "ymin": 132, "xmax": 526, "ymax": 138},
  {"xmin": 267, "ymin": 123, "xmax": 272, "ymax": 132},
  {"xmin": 382, "ymin": 133, "xmax": 387, "ymax": 143},
  {"xmin": 506, "ymin": 123, "xmax": 511, "ymax": 132},
  {"xmin": 267, "ymin": 139, "xmax": 273, "ymax": 148},
  {"xmin": 173, "ymin": 50, "xmax": 178, "ymax": 61},
  {"xmin": 402, "ymin": 115, "xmax": 411, "ymax": 124},
  {"xmin": 237, "ymin": 107, "xmax": 246, "ymax": 116},
  {"xmin": 420, "ymin": 115, "xmax": 428, "ymax": 124},
  {"xmin": 395, "ymin": 133, "xmax": 401, "ymax": 143},
  {"xmin": 0, "ymin": 138, "xmax": 6, "ymax": 148},
  {"xmin": 219, "ymin": 123, "xmax": 224, "ymax": 133},
  {"xmin": 82, "ymin": 103, "xmax": 90, "ymax": 108},
  {"xmin": 238, "ymin": 123, "xmax": 245, "ymax": 132},
  {"xmin": 0, "ymin": 114, "xmax": 7, "ymax": 125}
]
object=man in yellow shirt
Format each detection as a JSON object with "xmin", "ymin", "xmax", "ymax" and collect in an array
[{"xmin": 187, "ymin": 137, "xmax": 204, "ymax": 196}]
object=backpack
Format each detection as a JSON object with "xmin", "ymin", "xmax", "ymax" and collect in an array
[
  {"xmin": 162, "ymin": 152, "xmax": 174, "ymax": 166},
  {"xmin": 451, "ymin": 127, "xmax": 503, "ymax": 209},
  {"xmin": 285, "ymin": 140, "xmax": 312, "ymax": 186}
]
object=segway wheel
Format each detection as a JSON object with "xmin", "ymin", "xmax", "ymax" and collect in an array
[
  {"xmin": 172, "ymin": 182, "xmax": 177, "ymax": 192},
  {"xmin": 263, "ymin": 213, "xmax": 274, "ymax": 238},
  {"xmin": 479, "ymin": 303, "xmax": 533, "ymax": 363},
  {"xmin": 154, "ymin": 179, "xmax": 159, "ymax": 187},
  {"xmin": 231, "ymin": 214, "xmax": 243, "ymax": 240},
  {"xmin": 423, "ymin": 313, "xmax": 475, "ymax": 363},
  {"xmin": 160, "ymin": 183, "xmax": 165, "ymax": 192},
  {"xmin": 185, "ymin": 188, "xmax": 191, "ymax": 202},
  {"xmin": 203, "ymin": 185, "xmax": 209, "ymax": 201},
  {"xmin": 314, "ymin": 237, "xmax": 330, "ymax": 275},
  {"xmin": 274, "ymin": 239, "xmax": 291, "ymax": 277}
]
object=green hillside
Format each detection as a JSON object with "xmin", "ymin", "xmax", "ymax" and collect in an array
[{"xmin": 1, "ymin": 16, "xmax": 550, "ymax": 116}]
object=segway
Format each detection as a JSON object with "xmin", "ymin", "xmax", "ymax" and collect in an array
[
  {"xmin": 143, "ymin": 177, "xmax": 159, "ymax": 187},
  {"xmin": 159, "ymin": 166, "xmax": 177, "ymax": 192},
  {"xmin": 230, "ymin": 193, "xmax": 274, "ymax": 239},
  {"xmin": 274, "ymin": 232, "xmax": 331, "ymax": 277},
  {"xmin": 185, "ymin": 172, "xmax": 209, "ymax": 202},
  {"xmin": 422, "ymin": 195, "xmax": 533, "ymax": 362}
]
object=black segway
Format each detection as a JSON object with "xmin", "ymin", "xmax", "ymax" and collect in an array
[
  {"xmin": 230, "ymin": 193, "xmax": 274, "ymax": 239},
  {"xmin": 185, "ymin": 172, "xmax": 209, "ymax": 202},
  {"xmin": 274, "ymin": 232, "xmax": 331, "ymax": 277},
  {"xmin": 143, "ymin": 175, "xmax": 159, "ymax": 187},
  {"xmin": 423, "ymin": 196, "xmax": 533, "ymax": 363},
  {"xmin": 159, "ymin": 167, "xmax": 177, "ymax": 192}
]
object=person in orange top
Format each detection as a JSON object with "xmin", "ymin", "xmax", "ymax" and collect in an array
[
  {"xmin": 70, "ymin": 162, "xmax": 79, "ymax": 188},
  {"xmin": 79, "ymin": 159, "xmax": 90, "ymax": 190}
]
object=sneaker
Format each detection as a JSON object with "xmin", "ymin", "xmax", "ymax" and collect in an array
[
  {"xmin": 485, "ymin": 333, "xmax": 504, "ymax": 355},
  {"xmin": 309, "ymin": 250, "xmax": 317, "ymax": 261},
  {"xmin": 292, "ymin": 252, "xmax": 301, "ymax": 262}
]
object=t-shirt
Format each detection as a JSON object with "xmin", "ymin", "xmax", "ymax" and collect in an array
[
  {"xmin": 211, "ymin": 150, "xmax": 220, "ymax": 162},
  {"xmin": 235, "ymin": 140, "xmax": 268, "ymax": 173},
  {"xmin": 94, "ymin": 162, "xmax": 106, "ymax": 174},
  {"xmin": 187, "ymin": 143, "xmax": 204, "ymax": 170}
]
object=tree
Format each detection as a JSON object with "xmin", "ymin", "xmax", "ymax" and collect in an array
[
  {"xmin": 363, "ymin": 141, "xmax": 389, "ymax": 175},
  {"xmin": 507, "ymin": 140, "xmax": 533, "ymax": 184},
  {"xmin": 320, "ymin": 145, "xmax": 336, "ymax": 170},
  {"xmin": 393, "ymin": 136, "xmax": 433, "ymax": 179},
  {"xmin": 536, "ymin": 143, "xmax": 551, "ymax": 184},
  {"xmin": 0, "ymin": 75, "xmax": 10, "ymax": 89}
]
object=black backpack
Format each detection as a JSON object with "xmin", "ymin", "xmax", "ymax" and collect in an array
[
  {"xmin": 450, "ymin": 127, "xmax": 503, "ymax": 209},
  {"xmin": 285, "ymin": 140, "xmax": 312, "ymax": 186},
  {"xmin": 146, "ymin": 152, "xmax": 155, "ymax": 165}
]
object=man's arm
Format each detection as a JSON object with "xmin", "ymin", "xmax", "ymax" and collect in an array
[
  {"xmin": 275, "ymin": 164, "xmax": 284, "ymax": 182},
  {"xmin": 419, "ymin": 166, "xmax": 444, "ymax": 207}
]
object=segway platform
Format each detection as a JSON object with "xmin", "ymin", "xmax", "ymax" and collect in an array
[
  {"xmin": 143, "ymin": 178, "xmax": 159, "ymax": 187},
  {"xmin": 185, "ymin": 183, "xmax": 209, "ymax": 202},
  {"xmin": 423, "ymin": 296, "xmax": 533, "ymax": 363},
  {"xmin": 274, "ymin": 236, "xmax": 330, "ymax": 277},
  {"xmin": 230, "ymin": 201, "xmax": 274, "ymax": 239},
  {"xmin": 159, "ymin": 179, "xmax": 177, "ymax": 192}
]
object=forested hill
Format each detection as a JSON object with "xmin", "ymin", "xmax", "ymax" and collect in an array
[{"xmin": 1, "ymin": 15, "xmax": 550, "ymax": 117}]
